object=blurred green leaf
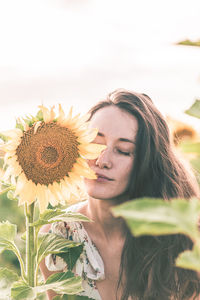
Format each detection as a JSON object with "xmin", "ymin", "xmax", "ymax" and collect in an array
[
  {"xmin": 179, "ymin": 141, "xmax": 200, "ymax": 154},
  {"xmin": 0, "ymin": 267, "xmax": 19, "ymax": 300},
  {"xmin": 11, "ymin": 272, "xmax": 83, "ymax": 299},
  {"xmin": 176, "ymin": 245, "xmax": 200, "ymax": 272},
  {"xmin": 185, "ymin": 100, "xmax": 200, "ymax": 119},
  {"xmin": 38, "ymin": 271, "xmax": 83, "ymax": 295},
  {"xmin": 177, "ymin": 39, "xmax": 200, "ymax": 47},
  {"xmin": 190, "ymin": 157, "xmax": 200, "ymax": 174},
  {"xmin": 33, "ymin": 209, "xmax": 91, "ymax": 228},
  {"xmin": 11, "ymin": 280, "xmax": 36, "ymax": 300},
  {"xmin": 112, "ymin": 197, "xmax": 200, "ymax": 240},
  {"xmin": 0, "ymin": 221, "xmax": 17, "ymax": 241},
  {"xmin": 7, "ymin": 190, "xmax": 18, "ymax": 201}
]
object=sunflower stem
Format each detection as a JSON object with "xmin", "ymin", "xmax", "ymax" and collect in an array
[{"xmin": 25, "ymin": 202, "xmax": 36, "ymax": 287}]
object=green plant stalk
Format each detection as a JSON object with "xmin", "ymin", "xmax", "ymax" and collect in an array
[
  {"xmin": 35, "ymin": 226, "xmax": 41, "ymax": 286},
  {"xmin": 25, "ymin": 202, "xmax": 36, "ymax": 287},
  {"xmin": 13, "ymin": 241, "xmax": 26, "ymax": 281}
]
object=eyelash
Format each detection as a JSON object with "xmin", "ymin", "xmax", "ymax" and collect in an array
[{"xmin": 117, "ymin": 149, "xmax": 131, "ymax": 156}]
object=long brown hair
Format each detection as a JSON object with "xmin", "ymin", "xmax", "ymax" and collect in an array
[{"xmin": 88, "ymin": 89, "xmax": 200, "ymax": 300}]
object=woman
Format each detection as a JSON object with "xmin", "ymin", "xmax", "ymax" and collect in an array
[{"xmin": 40, "ymin": 89, "xmax": 200, "ymax": 300}]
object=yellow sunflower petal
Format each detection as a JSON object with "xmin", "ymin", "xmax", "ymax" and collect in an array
[
  {"xmin": 72, "ymin": 162, "xmax": 96, "ymax": 179},
  {"xmin": 57, "ymin": 104, "xmax": 66, "ymax": 124},
  {"xmin": 36, "ymin": 184, "xmax": 49, "ymax": 213},
  {"xmin": 4, "ymin": 151, "xmax": 16, "ymax": 163},
  {"xmin": 38, "ymin": 105, "xmax": 55, "ymax": 123},
  {"xmin": 2, "ymin": 128, "xmax": 23, "ymax": 139},
  {"xmin": 46, "ymin": 189, "xmax": 59, "ymax": 207},
  {"xmin": 77, "ymin": 128, "xmax": 98, "ymax": 144},
  {"xmin": 48, "ymin": 182, "xmax": 63, "ymax": 202},
  {"xmin": 70, "ymin": 113, "xmax": 90, "ymax": 129},
  {"xmin": 34, "ymin": 121, "xmax": 42, "ymax": 134},
  {"xmin": 61, "ymin": 106, "xmax": 73, "ymax": 124},
  {"xmin": 63, "ymin": 176, "xmax": 80, "ymax": 198},
  {"xmin": 3, "ymin": 141, "xmax": 20, "ymax": 152},
  {"xmin": 2, "ymin": 166, "xmax": 12, "ymax": 181},
  {"xmin": 14, "ymin": 173, "xmax": 27, "ymax": 197},
  {"xmin": 18, "ymin": 180, "xmax": 36, "ymax": 205},
  {"xmin": 79, "ymin": 143, "xmax": 106, "ymax": 159}
]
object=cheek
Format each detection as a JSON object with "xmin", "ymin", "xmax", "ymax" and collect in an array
[
  {"xmin": 119, "ymin": 158, "xmax": 133, "ymax": 180},
  {"xmin": 87, "ymin": 159, "xmax": 96, "ymax": 168}
]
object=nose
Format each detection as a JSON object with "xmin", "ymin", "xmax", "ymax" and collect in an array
[{"xmin": 95, "ymin": 148, "xmax": 112, "ymax": 169}]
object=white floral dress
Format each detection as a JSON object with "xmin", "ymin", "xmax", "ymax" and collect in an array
[{"xmin": 45, "ymin": 201, "xmax": 104, "ymax": 300}]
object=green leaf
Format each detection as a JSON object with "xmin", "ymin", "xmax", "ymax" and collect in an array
[
  {"xmin": 33, "ymin": 209, "xmax": 91, "ymax": 227},
  {"xmin": 0, "ymin": 267, "xmax": 19, "ymax": 300},
  {"xmin": 0, "ymin": 221, "xmax": 17, "ymax": 253},
  {"xmin": 7, "ymin": 189, "xmax": 18, "ymax": 201},
  {"xmin": 179, "ymin": 141, "xmax": 200, "ymax": 154},
  {"xmin": 185, "ymin": 100, "xmax": 200, "ymax": 119},
  {"xmin": 37, "ymin": 233, "xmax": 82, "ymax": 265},
  {"xmin": 190, "ymin": 157, "xmax": 200, "ymax": 174},
  {"xmin": 177, "ymin": 39, "xmax": 200, "ymax": 47},
  {"xmin": 176, "ymin": 245, "xmax": 200, "ymax": 272},
  {"xmin": 112, "ymin": 197, "xmax": 200, "ymax": 240},
  {"xmin": 0, "ymin": 221, "xmax": 17, "ymax": 241},
  {"xmin": 11, "ymin": 280, "xmax": 36, "ymax": 300},
  {"xmin": 36, "ymin": 271, "xmax": 83, "ymax": 295},
  {"xmin": 56, "ymin": 244, "xmax": 83, "ymax": 270}
]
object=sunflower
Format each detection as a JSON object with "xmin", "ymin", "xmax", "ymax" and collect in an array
[{"xmin": 1, "ymin": 105, "xmax": 106, "ymax": 212}]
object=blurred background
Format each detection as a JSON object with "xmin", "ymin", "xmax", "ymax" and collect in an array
[
  {"xmin": 0, "ymin": 0, "xmax": 200, "ymax": 296},
  {"xmin": 0, "ymin": 0, "xmax": 200, "ymax": 131}
]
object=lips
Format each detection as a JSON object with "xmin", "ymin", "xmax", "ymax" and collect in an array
[{"xmin": 95, "ymin": 173, "xmax": 114, "ymax": 181}]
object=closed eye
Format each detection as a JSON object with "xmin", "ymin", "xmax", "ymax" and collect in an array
[{"xmin": 117, "ymin": 149, "xmax": 131, "ymax": 156}]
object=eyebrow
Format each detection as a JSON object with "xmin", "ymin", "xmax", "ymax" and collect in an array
[{"xmin": 97, "ymin": 132, "xmax": 136, "ymax": 144}]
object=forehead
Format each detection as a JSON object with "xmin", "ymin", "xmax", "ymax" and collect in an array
[{"xmin": 89, "ymin": 106, "xmax": 138, "ymax": 141}]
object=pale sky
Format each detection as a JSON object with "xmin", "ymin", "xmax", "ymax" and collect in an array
[{"xmin": 0, "ymin": 0, "xmax": 200, "ymax": 130}]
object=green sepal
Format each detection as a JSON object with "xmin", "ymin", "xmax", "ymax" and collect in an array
[
  {"xmin": 0, "ymin": 267, "xmax": 19, "ymax": 300},
  {"xmin": 112, "ymin": 197, "xmax": 200, "ymax": 241},
  {"xmin": 185, "ymin": 99, "xmax": 200, "ymax": 119},
  {"xmin": 36, "ymin": 109, "xmax": 43, "ymax": 121},
  {"xmin": 15, "ymin": 120, "xmax": 24, "ymax": 131}
]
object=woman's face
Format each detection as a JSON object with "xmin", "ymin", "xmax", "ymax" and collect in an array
[{"xmin": 84, "ymin": 105, "xmax": 138, "ymax": 201}]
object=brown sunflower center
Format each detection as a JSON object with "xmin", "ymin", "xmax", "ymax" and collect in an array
[
  {"xmin": 41, "ymin": 146, "xmax": 58, "ymax": 165},
  {"xmin": 16, "ymin": 122, "xmax": 79, "ymax": 185}
]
